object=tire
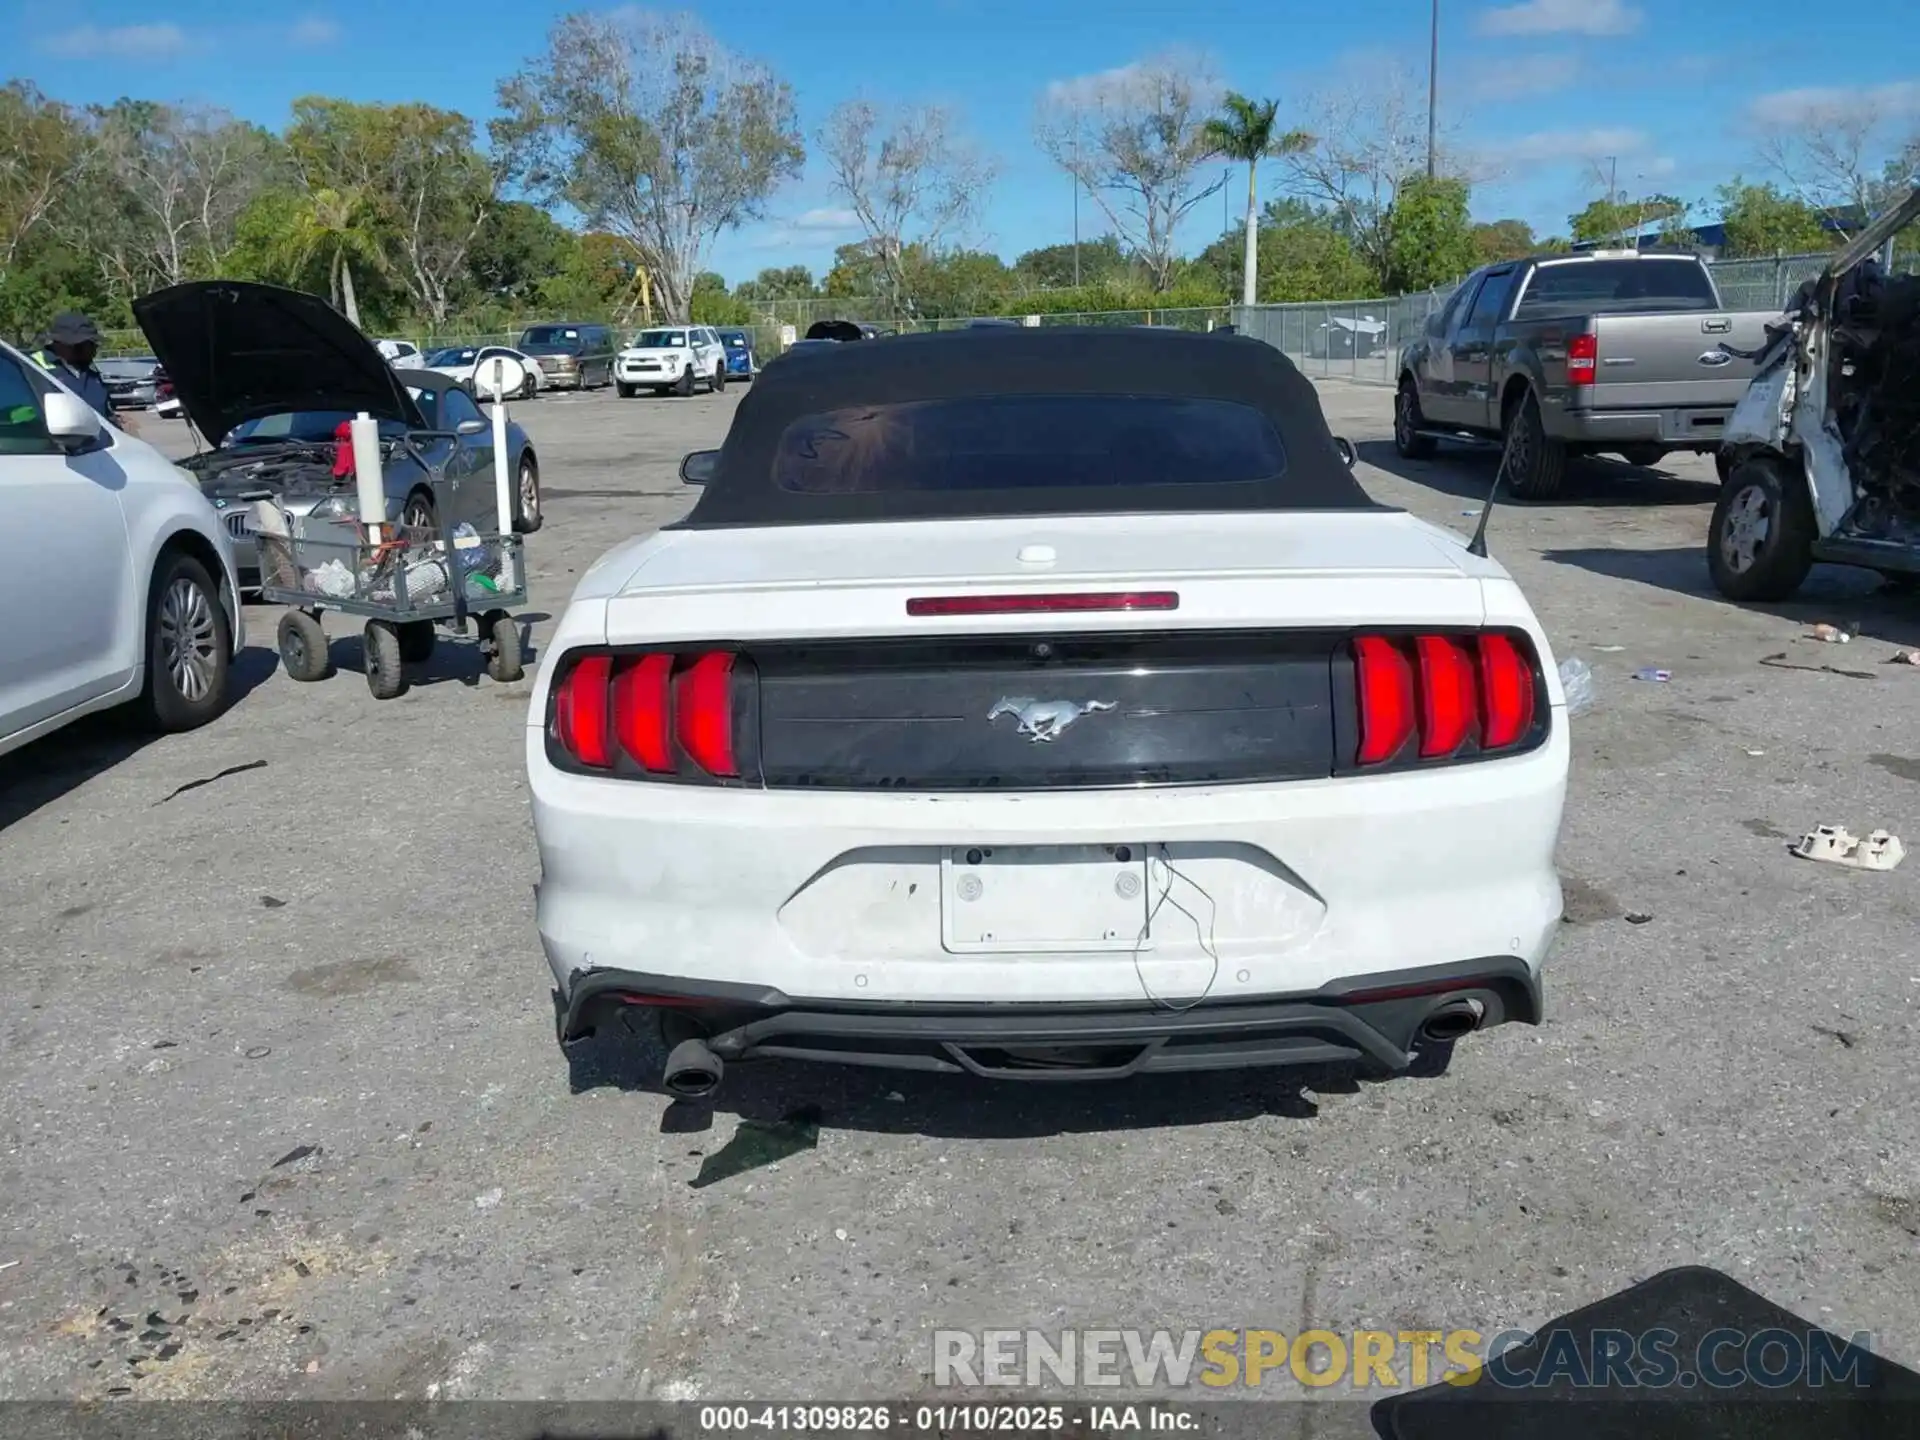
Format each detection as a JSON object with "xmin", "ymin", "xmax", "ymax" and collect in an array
[
  {"xmin": 277, "ymin": 609, "xmax": 333, "ymax": 682},
  {"xmin": 1499, "ymin": 389, "xmax": 1567, "ymax": 501},
  {"xmin": 482, "ymin": 610, "xmax": 524, "ymax": 683},
  {"xmin": 140, "ymin": 550, "xmax": 232, "ymax": 731},
  {"xmin": 1394, "ymin": 377, "xmax": 1438, "ymax": 459},
  {"xmin": 514, "ymin": 452, "xmax": 543, "ymax": 533},
  {"xmin": 617, "ymin": 382, "xmax": 637, "ymax": 399},
  {"xmin": 1707, "ymin": 456, "xmax": 1816, "ymax": 602},
  {"xmin": 396, "ymin": 620, "xmax": 436, "ymax": 664},
  {"xmin": 364, "ymin": 620, "xmax": 409, "ymax": 699},
  {"xmin": 711, "ymin": 365, "xmax": 726, "ymax": 393},
  {"xmin": 399, "ymin": 489, "xmax": 437, "ymax": 548},
  {"xmin": 675, "ymin": 368, "xmax": 695, "ymax": 397}
]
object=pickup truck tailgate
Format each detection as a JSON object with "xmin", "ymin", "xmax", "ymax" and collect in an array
[{"xmin": 1586, "ymin": 312, "xmax": 1773, "ymax": 409}]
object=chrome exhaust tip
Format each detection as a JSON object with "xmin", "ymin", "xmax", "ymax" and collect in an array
[{"xmin": 1417, "ymin": 998, "xmax": 1485, "ymax": 1045}]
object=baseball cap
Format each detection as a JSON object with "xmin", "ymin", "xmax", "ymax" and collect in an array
[{"xmin": 48, "ymin": 312, "xmax": 102, "ymax": 346}]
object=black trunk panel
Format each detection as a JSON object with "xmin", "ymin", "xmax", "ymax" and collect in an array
[{"xmin": 749, "ymin": 631, "xmax": 1341, "ymax": 791}]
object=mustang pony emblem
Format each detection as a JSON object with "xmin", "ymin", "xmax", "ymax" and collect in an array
[{"xmin": 988, "ymin": 697, "xmax": 1116, "ymax": 742}]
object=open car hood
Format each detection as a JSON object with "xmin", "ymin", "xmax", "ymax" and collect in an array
[{"xmin": 132, "ymin": 281, "xmax": 425, "ymax": 445}]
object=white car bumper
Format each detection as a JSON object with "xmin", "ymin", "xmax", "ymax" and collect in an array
[
  {"xmin": 528, "ymin": 717, "xmax": 1567, "ymax": 1071},
  {"xmin": 618, "ymin": 355, "xmax": 692, "ymax": 383}
]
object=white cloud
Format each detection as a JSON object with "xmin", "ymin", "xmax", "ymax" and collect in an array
[
  {"xmin": 1045, "ymin": 63, "xmax": 1146, "ymax": 107},
  {"xmin": 1497, "ymin": 126, "xmax": 1649, "ymax": 165},
  {"xmin": 1641, "ymin": 155, "xmax": 1678, "ymax": 178},
  {"xmin": 1746, "ymin": 80, "xmax": 1920, "ymax": 129},
  {"xmin": 1478, "ymin": 0, "xmax": 1641, "ymax": 37},
  {"xmin": 791, "ymin": 207, "xmax": 861, "ymax": 232},
  {"xmin": 289, "ymin": 16, "xmax": 341, "ymax": 47},
  {"xmin": 1464, "ymin": 53, "xmax": 1581, "ymax": 101},
  {"xmin": 41, "ymin": 22, "xmax": 188, "ymax": 59}
]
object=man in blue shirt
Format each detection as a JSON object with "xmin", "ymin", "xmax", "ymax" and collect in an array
[{"xmin": 30, "ymin": 312, "xmax": 126, "ymax": 430}]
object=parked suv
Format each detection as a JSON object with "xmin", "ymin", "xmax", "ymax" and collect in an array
[
  {"xmin": 615, "ymin": 325, "xmax": 728, "ymax": 397},
  {"xmin": 516, "ymin": 323, "xmax": 616, "ymax": 391}
]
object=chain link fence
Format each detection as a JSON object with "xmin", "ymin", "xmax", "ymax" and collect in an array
[{"xmin": 86, "ymin": 245, "xmax": 1920, "ymax": 369}]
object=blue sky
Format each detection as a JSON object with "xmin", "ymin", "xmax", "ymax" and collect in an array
[{"xmin": 6, "ymin": 0, "xmax": 1917, "ymax": 286}]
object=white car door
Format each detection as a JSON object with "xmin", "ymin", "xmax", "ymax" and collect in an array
[{"xmin": 0, "ymin": 351, "xmax": 138, "ymax": 738}]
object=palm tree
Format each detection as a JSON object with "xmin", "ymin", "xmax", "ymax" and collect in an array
[
  {"xmin": 279, "ymin": 186, "xmax": 385, "ymax": 326},
  {"xmin": 1203, "ymin": 94, "xmax": 1310, "ymax": 307}
]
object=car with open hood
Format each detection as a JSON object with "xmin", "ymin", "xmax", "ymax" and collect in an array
[{"xmin": 134, "ymin": 281, "xmax": 545, "ymax": 587}]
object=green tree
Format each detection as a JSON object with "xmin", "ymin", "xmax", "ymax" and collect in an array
[
  {"xmin": 734, "ymin": 264, "xmax": 816, "ymax": 302},
  {"xmin": 1569, "ymin": 192, "xmax": 1685, "ymax": 246},
  {"xmin": 906, "ymin": 248, "xmax": 1011, "ymax": 317},
  {"xmin": 1716, "ymin": 179, "xmax": 1834, "ymax": 257},
  {"xmin": 823, "ymin": 239, "xmax": 882, "ymax": 298},
  {"xmin": 1200, "ymin": 92, "xmax": 1310, "ymax": 306},
  {"xmin": 0, "ymin": 82, "xmax": 88, "ymax": 288},
  {"xmin": 468, "ymin": 200, "xmax": 578, "ymax": 304},
  {"xmin": 1470, "ymin": 218, "xmax": 1535, "ymax": 265},
  {"xmin": 1385, "ymin": 176, "xmax": 1476, "ymax": 292},
  {"xmin": 1012, "ymin": 236, "xmax": 1132, "ymax": 290},
  {"xmin": 492, "ymin": 10, "xmax": 805, "ymax": 322}
]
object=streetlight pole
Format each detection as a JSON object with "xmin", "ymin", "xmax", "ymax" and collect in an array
[{"xmin": 1426, "ymin": 0, "xmax": 1438, "ymax": 178}]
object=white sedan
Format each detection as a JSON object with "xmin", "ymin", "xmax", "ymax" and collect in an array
[
  {"xmin": 526, "ymin": 327, "xmax": 1570, "ymax": 1099},
  {"xmin": 420, "ymin": 345, "xmax": 543, "ymax": 400},
  {"xmin": 0, "ymin": 339, "xmax": 245, "ymax": 758}
]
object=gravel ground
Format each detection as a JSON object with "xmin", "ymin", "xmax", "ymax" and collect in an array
[{"xmin": 2, "ymin": 374, "xmax": 1916, "ymax": 1411}]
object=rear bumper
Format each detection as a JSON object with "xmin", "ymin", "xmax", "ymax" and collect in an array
[
  {"xmin": 560, "ymin": 958, "xmax": 1543, "ymax": 1078},
  {"xmin": 1552, "ymin": 405, "xmax": 1730, "ymax": 449}
]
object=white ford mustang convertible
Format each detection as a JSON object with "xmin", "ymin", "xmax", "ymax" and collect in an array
[{"xmin": 527, "ymin": 326, "xmax": 1569, "ymax": 1097}]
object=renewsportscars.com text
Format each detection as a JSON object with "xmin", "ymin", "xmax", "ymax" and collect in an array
[{"xmin": 933, "ymin": 1326, "xmax": 1877, "ymax": 1391}]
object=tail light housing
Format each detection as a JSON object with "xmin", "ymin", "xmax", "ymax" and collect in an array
[
  {"xmin": 1345, "ymin": 629, "xmax": 1547, "ymax": 771},
  {"xmin": 548, "ymin": 648, "xmax": 755, "ymax": 784},
  {"xmin": 1567, "ymin": 331, "xmax": 1598, "ymax": 386}
]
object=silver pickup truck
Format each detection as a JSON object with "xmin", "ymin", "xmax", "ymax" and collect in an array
[{"xmin": 1394, "ymin": 249, "xmax": 1778, "ymax": 498}]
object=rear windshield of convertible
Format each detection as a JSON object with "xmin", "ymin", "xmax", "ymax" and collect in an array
[{"xmin": 773, "ymin": 395, "xmax": 1287, "ymax": 494}]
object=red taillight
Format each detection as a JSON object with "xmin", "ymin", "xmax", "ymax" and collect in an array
[
  {"xmin": 1414, "ymin": 635, "xmax": 1477, "ymax": 757},
  {"xmin": 1477, "ymin": 633, "xmax": 1537, "ymax": 749},
  {"xmin": 552, "ymin": 648, "xmax": 741, "ymax": 780},
  {"xmin": 1354, "ymin": 635, "xmax": 1416, "ymax": 765},
  {"xmin": 553, "ymin": 654, "xmax": 614, "ymax": 768},
  {"xmin": 675, "ymin": 652, "xmax": 738, "ymax": 777},
  {"xmin": 1567, "ymin": 331, "xmax": 1597, "ymax": 386},
  {"xmin": 613, "ymin": 652, "xmax": 674, "ymax": 772},
  {"xmin": 1353, "ymin": 631, "xmax": 1541, "ymax": 768},
  {"xmin": 906, "ymin": 591, "xmax": 1178, "ymax": 616}
]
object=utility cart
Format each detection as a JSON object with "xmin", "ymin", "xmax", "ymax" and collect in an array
[{"xmin": 255, "ymin": 464, "xmax": 528, "ymax": 700}]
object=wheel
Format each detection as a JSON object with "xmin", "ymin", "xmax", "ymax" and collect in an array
[
  {"xmin": 1394, "ymin": 378, "xmax": 1438, "ymax": 459},
  {"xmin": 711, "ymin": 364, "xmax": 726, "ymax": 393},
  {"xmin": 1499, "ymin": 389, "xmax": 1567, "ymax": 500},
  {"xmin": 675, "ymin": 368, "xmax": 696, "ymax": 397},
  {"xmin": 399, "ymin": 489, "xmax": 437, "ymax": 548},
  {"xmin": 1707, "ymin": 456, "xmax": 1817, "ymax": 602},
  {"xmin": 140, "ymin": 550, "xmax": 232, "ymax": 730},
  {"xmin": 514, "ymin": 452, "xmax": 543, "ymax": 533},
  {"xmin": 396, "ymin": 619, "xmax": 436, "ymax": 664},
  {"xmin": 518, "ymin": 375, "xmax": 536, "ymax": 401},
  {"xmin": 276, "ymin": 609, "xmax": 333, "ymax": 682},
  {"xmin": 363, "ymin": 620, "xmax": 409, "ymax": 699},
  {"xmin": 1617, "ymin": 445, "xmax": 1667, "ymax": 469},
  {"xmin": 481, "ymin": 609, "xmax": 523, "ymax": 683},
  {"xmin": 617, "ymin": 382, "xmax": 636, "ymax": 399}
]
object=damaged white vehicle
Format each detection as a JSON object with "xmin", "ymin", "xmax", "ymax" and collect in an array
[{"xmin": 1710, "ymin": 185, "xmax": 1920, "ymax": 600}]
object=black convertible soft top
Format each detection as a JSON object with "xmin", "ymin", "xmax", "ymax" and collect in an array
[{"xmin": 677, "ymin": 326, "xmax": 1381, "ymax": 529}]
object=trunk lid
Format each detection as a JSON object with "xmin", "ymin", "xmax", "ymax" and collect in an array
[
  {"xmin": 598, "ymin": 512, "xmax": 1488, "ymax": 792},
  {"xmin": 132, "ymin": 281, "xmax": 425, "ymax": 445},
  {"xmin": 1583, "ymin": 311, "xmax": 1774, "ymax": 410}
]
